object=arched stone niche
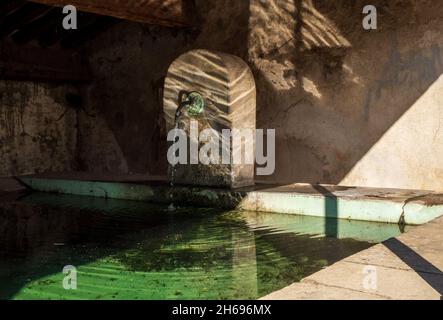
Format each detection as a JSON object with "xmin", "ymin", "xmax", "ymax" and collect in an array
[{"xmin": 163, "ymin": 49, "xmax": 256, "ymax": 188}]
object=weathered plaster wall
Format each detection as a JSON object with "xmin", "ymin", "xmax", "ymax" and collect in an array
[
  {"xmin": 79, "ymin": 1, "xmax": 250, "ymax": 176},
  {"xmin": 81, "ymin": 0, "xmax": 443, "ymax": 190},
  {"xmin": 247, "ymin": 0, "xmax": 443, "ymax": 190},
  {"xmin": 78, "ymin": 25, "xmax": 189, "ymax": 175},
  {"xmin": 0, "ymin": 81, "xmax": 77, "ymax": 176}
]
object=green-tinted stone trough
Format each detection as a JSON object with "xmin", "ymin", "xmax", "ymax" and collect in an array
[{"xmin": 18, "ymin": 173, "xmax": 443, "ymax": 225}]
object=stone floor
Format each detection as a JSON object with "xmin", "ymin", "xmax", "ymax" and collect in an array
[{"xmin": 262, "ymin": 215, "xmax": 443, "ymax": 300}]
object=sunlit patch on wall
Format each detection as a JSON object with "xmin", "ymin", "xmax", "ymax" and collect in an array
[{"xmin": 302, "ymin": 77, "xmax": 322, "ymax": 98}]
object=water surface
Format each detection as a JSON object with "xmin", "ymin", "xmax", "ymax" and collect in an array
[{"xmin": 0, "ymin": 193, "xmax": 406, "ymax": 300}]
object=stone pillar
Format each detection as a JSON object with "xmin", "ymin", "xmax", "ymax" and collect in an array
[{"xmin": 163, "ymin": 49, "xmax": 256, "ymax": 188}]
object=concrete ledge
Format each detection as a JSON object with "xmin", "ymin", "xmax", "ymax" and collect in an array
[
  {"xmin": 261, "ymin": 216, "xmax": 443, "ymax": 300},
  {"xmin": 239, "ymin": 187, "xmax": 443, "ymax": 225},
  {"xmin": 17, "ymin": 172, "xmax": 443, "ymax": 225}
]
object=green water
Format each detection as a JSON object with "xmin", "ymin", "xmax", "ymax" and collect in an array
[{"xmin": 0, "ymin": 193, "xmax": 406, "ymax": 300}]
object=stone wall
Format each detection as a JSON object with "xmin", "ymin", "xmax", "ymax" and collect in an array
[
  {"xmin": 0, "ymin": 81, "xmax": 78, "ymax": 176},
  {"xmin": 70, "ymin": 0, "xmax": 443, "ymax": 190}
]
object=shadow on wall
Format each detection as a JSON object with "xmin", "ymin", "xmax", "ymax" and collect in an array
[
  {"xmin": 79, "ymin": 0, "xmax": 443, "ymax": 189},
  {"xmin": 79, "ymin": 0, "xmax": 251, "ymax": 176},
  {"xmin": 249, "ymin": 0, "xmax": 443, "ymax": 187}
]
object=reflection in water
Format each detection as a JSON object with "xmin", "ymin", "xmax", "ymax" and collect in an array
[{"xmin": 0, "ymin": 193, "xmax": 404, "ymax": 300}]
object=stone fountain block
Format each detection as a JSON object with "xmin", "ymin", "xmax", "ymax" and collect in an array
[{"xmin": 163, "ymin": 49, "xmax": 256, "ymax": 188}]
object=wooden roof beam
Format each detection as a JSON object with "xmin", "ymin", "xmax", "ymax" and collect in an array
[{"xmin": 29, "ymin": 0, "xmax": 196, "ymax": 28}]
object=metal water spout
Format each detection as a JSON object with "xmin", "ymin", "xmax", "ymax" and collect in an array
[{"xmin": 175, "ymin": 91, "xmax": 205, "ymax": 123}]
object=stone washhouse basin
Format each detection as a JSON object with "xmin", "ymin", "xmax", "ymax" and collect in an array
[{"xmin": 17, "ymin": 50, "xmax": 443, "ymax": 226}]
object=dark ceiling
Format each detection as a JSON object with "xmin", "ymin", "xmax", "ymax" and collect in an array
[
  {"xmin": 0, "ymin": 0, "xmax": 193, "ymax": 83},
  {"xmin": 0, "ymin": 0, "xmax": 120, "ymax": 50}
]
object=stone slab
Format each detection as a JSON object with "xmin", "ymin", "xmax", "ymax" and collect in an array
[{"xmin": 262, "ymin": 217, "xmax": 443, "ymax": 300}]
